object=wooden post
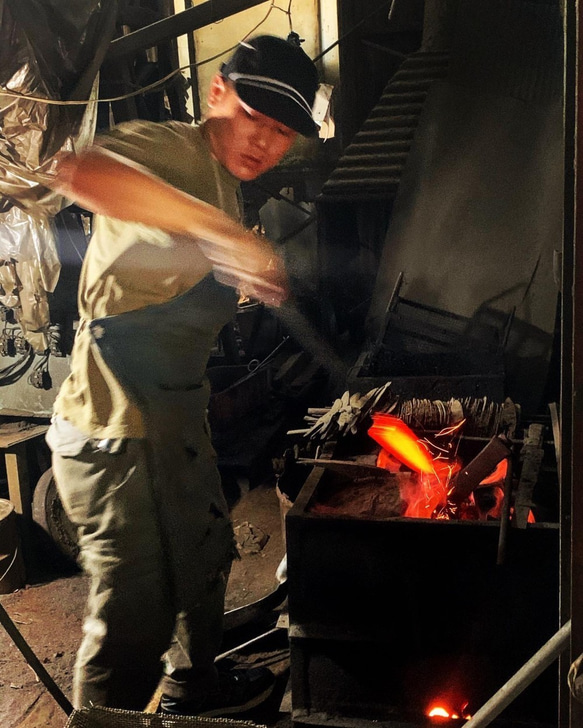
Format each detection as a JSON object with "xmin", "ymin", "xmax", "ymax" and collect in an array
[
  {"xmin": 5, "ymin": 444, "xmax": 32, "ymax": 521},
  {"xmin": 0, "ymin": 499, "xmax": 25, "ymax": 593}
]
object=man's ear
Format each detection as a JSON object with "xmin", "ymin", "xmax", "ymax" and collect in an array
[{"xmin": 207, "ymin": 73, "xmax": 228, "ymax": 108}]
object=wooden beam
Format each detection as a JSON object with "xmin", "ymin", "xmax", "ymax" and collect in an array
[{"xmin": 107, "ymin": 0, "xmax": 269, "ymax": 60}]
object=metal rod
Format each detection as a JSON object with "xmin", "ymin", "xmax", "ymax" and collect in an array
[
  {"xmin": 372, "ymin": 271, "xmax": 404, "ymax": 355},
  {"xmin": 462, "ymin": 620, "xmax": 571, "ymax": 728},
  {"xmin": 548, "ymin": 401, "xmax": 561, "ymax": 483},
  {"xmin": 214, "ymin": 626, "xmax": 281, "ymax": 662},
  {"xmin": 184, "ymin": 0, "xmax": 202, "ymax": 122},
  {"xmin": 107, "ymin": 0, "xmax": 268, "ymax": 59},
  {"xmin": 275, "ymin": 302, "xmax": 347, "ymax": 391},
  {"xmin": 0, "ymin": 601, "xmax": 73, "ymax": 715},
  {"xmin": 496, "ymin": 457, "xmax": 513, "ymax": 566}
]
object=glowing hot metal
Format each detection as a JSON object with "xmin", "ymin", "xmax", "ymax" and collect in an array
[{"xmin": 368, "ymin": 412, "xmax": 434, "ymax": 474}]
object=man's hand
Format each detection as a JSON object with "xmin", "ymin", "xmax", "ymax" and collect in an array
[
  {"xmin": 208, "ymin": 239, "xmax": 289, "ymax": 308},
  {"xmin": 247, "ymin": 253, "xmax": 289, "ymax": 307}
]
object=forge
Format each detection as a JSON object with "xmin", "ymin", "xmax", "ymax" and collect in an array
[{"xmin": 285, "ymin": 403, "xmax": 560, "ymax": 728}]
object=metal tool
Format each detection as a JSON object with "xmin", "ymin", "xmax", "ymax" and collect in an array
[
  {"xmin": 297, "ymin": 457, "xmax": 396, "ymax": 481},
  {"xmin": 223, "ymin": 581, "xmax": 287, "ymax": 632},
  {"xmin": 0, "ymin": 600, "xmax": 73, "ymax": 715},
  {"xmin": 448, "ymin": 434, "xmax": 513, "ymax": 503}
]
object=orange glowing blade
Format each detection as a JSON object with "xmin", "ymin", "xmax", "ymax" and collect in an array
[{"xmin": 368, "ymin": 413, "xmax": 434, "ymax": 474}]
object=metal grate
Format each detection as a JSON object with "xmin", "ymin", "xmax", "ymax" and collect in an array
[{"xmin": 65, "ymin": 707, "xmax": 264, "ymax": 728}]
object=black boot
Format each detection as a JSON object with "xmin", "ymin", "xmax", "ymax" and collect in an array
[{"xmin": 160, "ymin": 666, "xmax": 275, "ymax": 718}]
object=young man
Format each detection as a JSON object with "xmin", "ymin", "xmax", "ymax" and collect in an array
[{"xmin": 46, "ymin": 34, "xmax": 320, "ymax": 716}]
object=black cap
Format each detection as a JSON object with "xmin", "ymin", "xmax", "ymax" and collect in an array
[{"xmin": 221, "ymin": 35, "xmax": 319, "ymax": 137}]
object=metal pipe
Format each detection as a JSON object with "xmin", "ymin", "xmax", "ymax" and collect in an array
[
  {"xmin": 462, "ymin": 620, "xmax": 571, "ymax": 728},
  {"xmin": 0, "ymin": 601, "xmax": 73, "ymax": 715},
  {"xmin": 275, "ymin": 302, "xmax": 347, "ymax": 392},
  {"xmin": 214, "ymin": 626, "xmax": 281, "ymax": 662}
]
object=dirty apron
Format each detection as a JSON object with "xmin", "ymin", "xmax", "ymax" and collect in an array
[{"xmin": 54, "ymin": 273, "xmax": 238, "ymax": 710}]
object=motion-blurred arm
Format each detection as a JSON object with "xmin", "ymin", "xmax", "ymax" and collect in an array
[{"xmin": 49, "ymin": 148, "xmax": 287, "ymax": 305}]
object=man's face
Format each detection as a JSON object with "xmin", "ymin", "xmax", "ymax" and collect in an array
[{"xmin": 205, "ymin": 76, "xmax": 298, "ymax": 181}]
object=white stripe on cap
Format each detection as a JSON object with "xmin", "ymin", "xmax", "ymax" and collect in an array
[{"xmin": 227, "ymin": 72, "xmax": 314, "ymax": 118}]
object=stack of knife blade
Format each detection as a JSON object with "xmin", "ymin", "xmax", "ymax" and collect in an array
[
  {"xmin": 394, "ymin": 396, "xmax": 518, "ymax": 438},
  {"xmin": 302, "ymin": 381, "xmax": 394, "ymax": 440}
]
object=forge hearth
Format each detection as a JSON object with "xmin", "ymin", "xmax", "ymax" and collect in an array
[{"xmin": 286, "ymin": 461, "xmax": 559, "ymax": 728}]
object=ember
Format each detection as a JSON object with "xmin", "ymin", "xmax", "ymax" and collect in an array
[
  {"xmin": 399, "ymin": 468, "xmax": 454, "ymax": 519},
  {"xmin": 427, "ymin": 702, "xmax": 472, "ymax": 721}
]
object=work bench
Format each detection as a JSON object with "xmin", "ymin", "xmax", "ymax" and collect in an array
[{"xmin": 0, "ymin": 420, "xmax": 49, "ymax": 521}]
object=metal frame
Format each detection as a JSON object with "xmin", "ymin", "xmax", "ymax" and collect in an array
[
  {"xmin": 106, "ymin": 0, "xmax": 269, "ymax": 60},
  {"xmin": 100, "ymin": 0, "xmax": 271, "ymax": 126},
  {"xmin": 563, "ymin": 1, "xmax": 583, "ymax": 726}
]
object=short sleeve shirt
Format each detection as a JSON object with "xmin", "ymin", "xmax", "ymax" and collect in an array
[{"xmin": 54, "ymin": 120, "xmax": 241, "ymax": 439}]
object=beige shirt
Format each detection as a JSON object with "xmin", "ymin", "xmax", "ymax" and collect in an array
[{"xmin": 54, "ymin": 120, "xmax": 241, "ymax": 439}]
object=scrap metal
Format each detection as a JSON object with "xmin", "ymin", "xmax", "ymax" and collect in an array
[
  {"xmin": 301, "ymin": 382, "xmax": 394, "ymax": 440},
  {"xmin": 448, "ymin": 434, "xmax": 514, "ymax": 504}
]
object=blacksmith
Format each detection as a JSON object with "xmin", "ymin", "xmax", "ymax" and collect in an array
[{"xmin": 46, "ymin": 34, "xmax": 319, "ymax": 716}]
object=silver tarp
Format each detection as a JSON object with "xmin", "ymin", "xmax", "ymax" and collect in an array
[{"xmin": 0, "ymin": 0, "xmax": 117, "ymax": 350}]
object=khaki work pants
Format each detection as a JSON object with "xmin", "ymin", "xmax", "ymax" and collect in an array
[{"xmin": 52, "ymin": 436, "xmax": 234, "ymax": 710}]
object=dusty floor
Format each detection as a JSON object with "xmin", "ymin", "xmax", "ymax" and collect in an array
[{"xmin": 0, "ymin": 482, "xmax": 290, "ymax": 728}]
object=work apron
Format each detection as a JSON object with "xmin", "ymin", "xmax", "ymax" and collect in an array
[{"xmin": 54, "ymin": 273, "xmax": 239, "ymax": 709}]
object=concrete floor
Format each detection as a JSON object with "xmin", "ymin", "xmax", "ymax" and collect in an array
[{"xmin": 0, "ymin": 483, "xmax": 291, "ymax": 728}]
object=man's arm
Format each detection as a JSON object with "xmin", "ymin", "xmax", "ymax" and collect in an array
[{"xmin": 50, "ymin": 148, "xmax": 287, "ymax": 305}]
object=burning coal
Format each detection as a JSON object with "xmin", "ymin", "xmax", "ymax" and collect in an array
[{"xmin": 427, "ymin": 702, "xmax": 472, "ymax": 721}]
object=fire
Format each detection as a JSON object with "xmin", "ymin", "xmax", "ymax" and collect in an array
[
  {"xmin": 427, "ymin": 702, "xmax": 472, "ymax": 721},
  {"xmin": 399, "ymin": 466, "xmax": 457, "ymax": 519},
  {"xmin": 429, "ymin": 707, "xmax": 450, "ymax": 718},
  {"xmin": 479, "ymin": 458, "xmax": 507, "ymax": 484},
  {"xmin": 368, "ymin": 412, "xmax": 531, "ymax": 522},
  {"xmin": 528, "ymin": 509, "xmax": 536, "ymax": 523},
  {"xmin": 369, "ymin": 412, "xmax": 462, "ymax": 518}
]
